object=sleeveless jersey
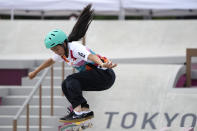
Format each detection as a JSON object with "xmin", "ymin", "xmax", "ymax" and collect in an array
[{"xmin": 52, "ymin": 41, "xmax": 108, "ymax": 72}]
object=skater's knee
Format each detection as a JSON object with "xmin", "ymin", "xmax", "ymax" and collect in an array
[
  {"xmin": 61, "ymin": 77, "xmax": 76, "ymax": 90},
  {"xmin": 62, "ymin": 75, "xmax": 73, "ymax": 87},
  {"xmin": 61, "ymin": 79, "xmax": 67, "ymax": 89},
  {"xmin": 65, "ymin": 76, "xmax": 80, "ymax": 90},
  {"xmin": 65, "ymin": 75, "xmax": 75, "ymax": 85},
  {"xmin": 104, "ymin": 85, "xmax": 112, "ymax": 90}
]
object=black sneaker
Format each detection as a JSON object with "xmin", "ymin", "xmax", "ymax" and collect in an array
[
  {"xmin": 59, "ymin": 110, "xmax": 94, "ymax": 123},
  {"xmin": 80, "ymin": 111, "xmax": 94, "ymax": 122},
  {"xmin": 59, "ymin": 107, "xmax": 73, "ymax": 121},
  {"xmin": 83, "ymin": 111, "xmax": 94, "ymax": 119}
]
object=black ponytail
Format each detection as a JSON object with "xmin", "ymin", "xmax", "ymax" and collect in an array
[{"xmin": 68, "ymin": 4, "xmax": 94, "ymax": 42}]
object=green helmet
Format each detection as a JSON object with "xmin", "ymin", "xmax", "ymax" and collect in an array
[{"xmin": 44, "ymin": 29, "xmax": 68, "ymax": 49}]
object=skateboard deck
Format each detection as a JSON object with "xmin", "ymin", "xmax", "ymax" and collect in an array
[{"xmin": 59, "ymin": 118, "xmax": 93, "ymax": 131}]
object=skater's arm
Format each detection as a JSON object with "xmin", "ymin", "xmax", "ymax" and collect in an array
[
  {"xmin": 72, "ymin": 43, "xmax": 117, "ymax": 68},
  {"xmin": 28, "ymin": 58, "xmax": 55, "ymax": 79},
  {"xmin": 88, "ymin": 54, "xmax": 117, "ymax": 69}
]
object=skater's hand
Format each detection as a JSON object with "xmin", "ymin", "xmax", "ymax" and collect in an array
[
  {"xmin": 102, "ymin": 61, "xmax": 117, "ymax": 69},
  {"xmin": 28, "ymin": 71, "xmax": 37, "ymax": 79}
]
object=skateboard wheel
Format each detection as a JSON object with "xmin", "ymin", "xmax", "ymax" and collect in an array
[
  {"xmin": 81, "ymin": 126, "xmax": 86, "ymax": 129},
  {"xmin": 88, "ymin": 123, "xmax": 93, "ymax": 128},
  {"xmin": 78, "ymin": 127, "xmax": 82, "ymax": 131}
]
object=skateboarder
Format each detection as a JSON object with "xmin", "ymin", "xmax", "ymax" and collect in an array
[{"xmin": 28, "ymin": 4, "xmax": 117, "ymax": 122}]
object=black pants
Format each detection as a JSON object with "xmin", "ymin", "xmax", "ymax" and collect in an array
[{"xmin": 61, "ymin": 68, "xmax": 116, "ymax": 109}]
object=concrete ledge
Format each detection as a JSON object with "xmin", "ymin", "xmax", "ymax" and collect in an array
[
  {"xmin": 1, "ymin": 20, "xmax": 197, "ymax": 59},
  {"xmin": 0, "ymin": 87, "xmax": 8, "ymax": 97},
  {"xmin": 112, "ymin": 56, "xmax": 186, "ymax": 64},
  {"xmin": 0, "ymin": 59, "xmax": 35, "ymax": 69}
]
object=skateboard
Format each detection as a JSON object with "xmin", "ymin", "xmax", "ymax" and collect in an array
[{"xmin": 58, "ymin": 118, "xmax": 93, "ymax": 131}]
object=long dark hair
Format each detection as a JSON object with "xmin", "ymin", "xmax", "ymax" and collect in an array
[{"xmin": 67, "ymin": 4, "xmax": 94, "ymax": 42}]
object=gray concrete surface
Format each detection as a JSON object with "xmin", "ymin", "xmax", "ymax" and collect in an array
[
  {"xmin": 82, "ymin": 64, "xmax": 197, "ymax": 131},
  {"xmin": 0, "ymin": 87, "xmax": 8, "ymax": 97},
  {"xmin": 1, "ymin": 63, "xmax": 197, "ymax": 131},
  {"xmin": 0, "ymin": 20, "xmax": 197, "ymax": 60},
  {"xmin": 0, "ymin": 20, "xmax": 197, "ymax": 131}
]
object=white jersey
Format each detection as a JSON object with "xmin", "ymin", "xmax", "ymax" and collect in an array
[{"xmin": 52, "ymin": 41, "xmax": 107, "ymax": 71}]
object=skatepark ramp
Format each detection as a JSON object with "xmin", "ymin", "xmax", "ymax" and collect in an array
[
  {"xmin": 83, "ymin": 64, "xmax": 197, "ymax": 131},
  {"xmin": 1, "ymin": 63, "xmax": 197, "ymax": 131},
  {"xmin": 0, "ymin": 20, "xmax": 197, "ymax": 131},
  {"xmin": 0, "ymin": 20, "xmax": 197, "ymax": 59}
]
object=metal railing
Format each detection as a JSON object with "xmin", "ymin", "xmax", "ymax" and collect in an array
[
  {"xmin": 186, "ymin": 48, "xmax": 197, "ymax": 87},
  {"xmin": 13, "ymin": 65, "xmax": 55, "ymax": 131},
  {"xmin": 13, "ymin": 37, "xmax": 86, "ymax": 131}
]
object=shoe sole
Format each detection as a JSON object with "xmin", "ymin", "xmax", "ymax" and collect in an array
[{"xmin": 59, "ymin": 115, "xmax": 94, "ymax": 123}]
